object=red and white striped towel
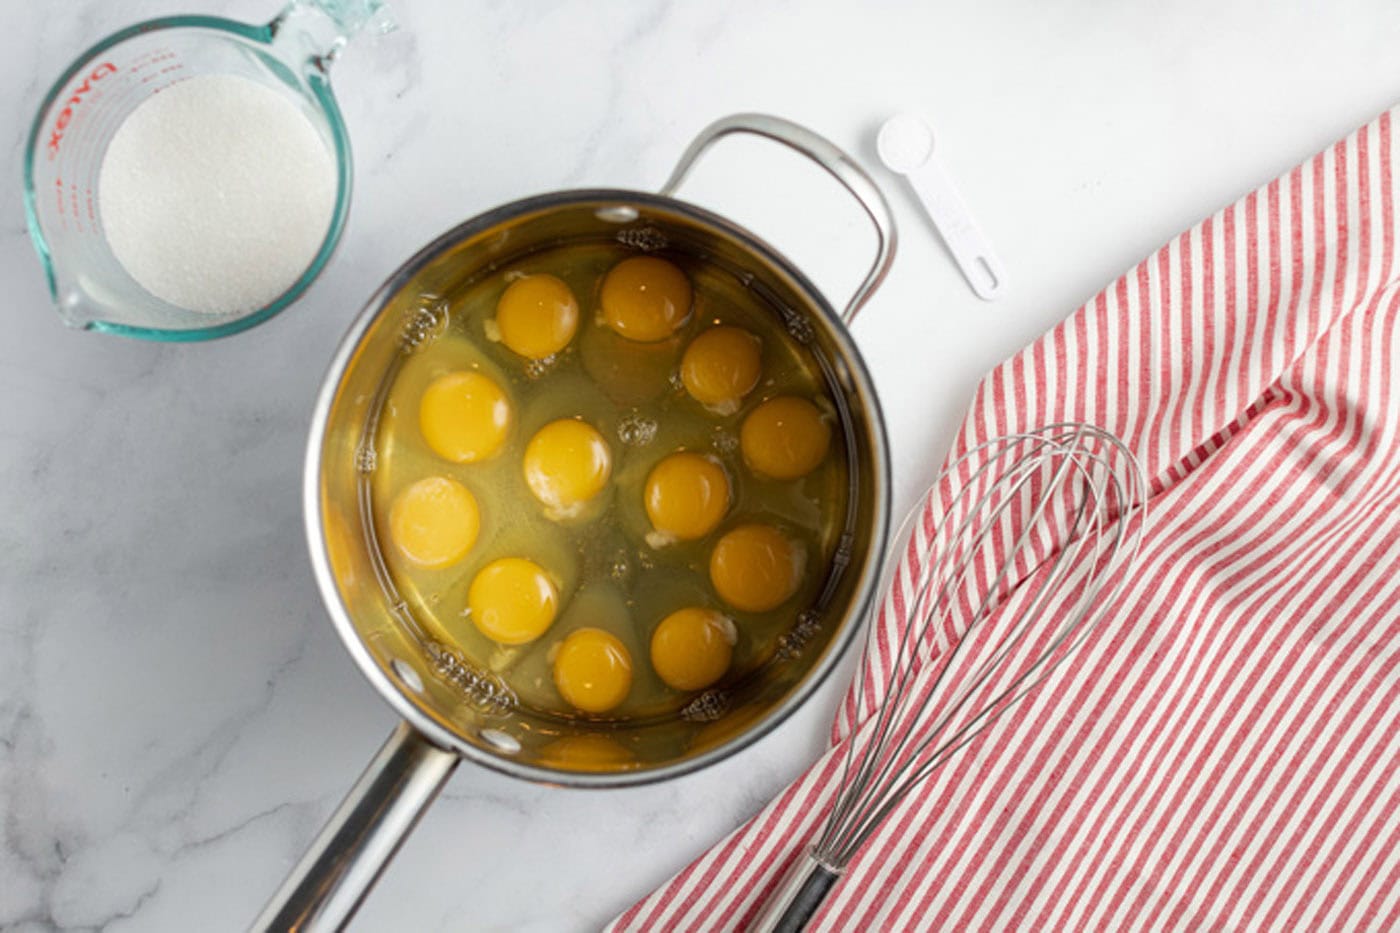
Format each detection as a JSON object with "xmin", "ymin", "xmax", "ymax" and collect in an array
[{"xmin": 610, "ymin": 107, "xmax": 1400, "ymax": 932}]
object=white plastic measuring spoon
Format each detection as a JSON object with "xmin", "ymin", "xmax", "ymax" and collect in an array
[{"xmin": 877, "ymin": 112, "xmax": 1006, "ymax": 300}]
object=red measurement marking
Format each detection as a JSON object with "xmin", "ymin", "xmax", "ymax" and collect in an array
[{"xmin": 47, "ymin": 61, "xmax": 118, "ymax": 160}]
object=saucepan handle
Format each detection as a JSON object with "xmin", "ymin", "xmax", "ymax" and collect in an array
[
  {"xmin": 252, "ymin": 722, "xmax": 460, "ymax": 932},
  {"xmin": 659, "ymin": 113, "xmax": 898, "ymax": 325}
]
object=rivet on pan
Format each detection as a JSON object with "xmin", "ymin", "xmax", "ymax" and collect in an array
[
  {"xmin": 478, "ymin": 728, "xmax": 521, "ymax": 755},
  {"xmin": 390, "ymin": 658, "xmax": 423, "ymax": 693},
  {"xmin": 595, "ymin": 205, "xmax": 639, "ymax": 224}
]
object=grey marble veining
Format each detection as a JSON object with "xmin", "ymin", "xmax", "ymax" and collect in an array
[{"xmin": 4, "ymin": 1, "xmax": 1400, "ymax": 930}]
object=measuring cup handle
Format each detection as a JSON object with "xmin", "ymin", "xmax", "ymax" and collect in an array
[
  {"xmin": 659, "ymin": 113, "xmax": 898, "ymax": 326},
  {"xmin": 251, "ymin": 722, "xmax": 459, "ymax": 932},
  {"xmin": 297, "ymin": 0, "xmax": 393, "ymax": 35},
  {"xmin": 271, "ymin": 0, "xmax": 396, "ymax": 65}
]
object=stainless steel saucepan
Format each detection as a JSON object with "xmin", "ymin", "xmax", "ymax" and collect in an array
[{"xmin": 255, "ymin": 114, "xmax": 897, "ymax": 930}]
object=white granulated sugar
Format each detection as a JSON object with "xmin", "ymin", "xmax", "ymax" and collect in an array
[{"xmin": 98, "ymin": 73, "xmax": 337, "ymax": 315}]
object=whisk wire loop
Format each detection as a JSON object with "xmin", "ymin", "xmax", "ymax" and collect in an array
[
  {"xmin": 813, "ymin": 439, "xmax": 1067, "ymax": 854},
  {"xmin": 810, "ymin": 425, "xmax": 1146, "ymax": 869}
]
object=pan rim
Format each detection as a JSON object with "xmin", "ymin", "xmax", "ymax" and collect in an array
[{"xmin": 302, "ymin": 188, "xmax": 892, "ymax": 788}]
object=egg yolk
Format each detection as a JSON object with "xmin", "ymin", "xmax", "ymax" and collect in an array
[
  {"xmin": 740, "ymin": 396, "xmax": 831, "ymax": 480},
  {"xmin": 538, "ymin": 734, "xmax": 635, "ymax": 772},
  {"xmin": 644, "ymin": 451, "xmax": 730, "ymax": 543},
  {"xmin": 523, "ymin": 418, "xmax": 612, "ymax": 518},
  {"xmin": 419, "ymin": 371, "xmax": 512, "ymax": 463},
  {"xmin": 681, "ymin": 326, "xmax": 762, "ymax": 412},
  {"xmin": 493, "ymin": 274, "xmax": 580, "ymax": 359},
  {"xmin": 709, "ymin": 524, "xmax": 804, "ymax": 613},
  {"xmin": 552, "ymin": 627, "xmax": 633, "ymax": 713},
  {"xmin": 650, "ymin": 607, "xmax": 737, "ymax": 691},
  {"xmin": 600, "ymin": 256, "xmax": 692, "ymax": 342},
  {"xmin": 388, "ymin": 476, "xmax": 480, "ymax": 569},
  {"xmin": 468, "ymin": 557, "xmax": 560, "ymax": 645}
]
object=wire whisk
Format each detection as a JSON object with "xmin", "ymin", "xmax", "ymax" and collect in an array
[{"xmin": 751, "ymin": 423, "xmax": 1148, "ymax": 932}]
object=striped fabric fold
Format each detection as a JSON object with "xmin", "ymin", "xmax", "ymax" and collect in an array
[{"xmin": 611, "ymin": 107, "xmax": 1400, "ymax": 932}]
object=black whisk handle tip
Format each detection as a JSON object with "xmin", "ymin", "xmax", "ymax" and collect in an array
[{"xmin": 748, "ymin": 854, "xmax": 842, "ymax": 933}]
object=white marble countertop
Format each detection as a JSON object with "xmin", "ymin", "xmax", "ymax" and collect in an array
[{"xmin": 4, "ymin": 2, "xmax": 1400, "ymax": 930}]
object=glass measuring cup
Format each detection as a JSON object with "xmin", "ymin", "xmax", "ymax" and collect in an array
[{"xmin": 21, "ymin": 0, "xmax": 391, "ymax": 341}]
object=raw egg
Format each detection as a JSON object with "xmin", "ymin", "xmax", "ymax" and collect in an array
[
  {"xmin": 419, "ymin": 371, "xmax": 512, "ymax": 463},
  {"xmin": 600, "ymin": 256, "xmax": 692, "ymax": 342},
  {"xmin": 523, "ymin": 418, "xmax": 612, "ymax": 519},
  {"xmin": 492, "ymin": 274, "xmax": 580, "ymax": 359},
  {"xmin": 552, "ymin": 627, "xmax": 633, "ymax": 713},
  {"xmin": 650, "ymin": 607, "xmax": 737, "ymax": 691},
  {"xmin": 644, "ymin": 451, "xmax": 730, "ymax": 544},
  {"xmin": 538, "ymin": 734, "xmax": 635, "ymax": 771},
  {"xmin": 740, "ymin": 396, "xmax": 831, "ymax": 480},
  {"xmin": 580, "ymin": 325, "xmax": 676, "ymax": 405},
  {"xmin": 468, "ymin": 557, "xmax": 560, "ymax": 645},
  {"xmin": 709, "ymin": 524, "xmax": 804, "ymax": 613},
  {"xmin": 374, "ymin": 240, "xmax": 850, "ymax": 724},
  {"xmin": 681, "ymin": 326, "xmax": 762, "ymax": 413},
  {"xmin": 388, "ymin": 476, "xmax": 480, "ymax": 569}
]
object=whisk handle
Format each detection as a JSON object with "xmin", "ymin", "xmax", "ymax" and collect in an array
[{"xmin": 748, "ymin": 851, "xmax": 842, "ymax": 933}]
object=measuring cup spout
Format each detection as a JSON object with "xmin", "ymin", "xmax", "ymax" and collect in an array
[
  {"xmin": 47, "ymin": 265, "xmax": 102, "ymax": 331},
  {"xmin": 268, "ymin": 0, "xmax": 395, "ymax": 70}
]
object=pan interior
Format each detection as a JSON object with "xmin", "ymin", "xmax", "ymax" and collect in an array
[{"xmin": 313, "ymin": 193, "xmax": 888, "ymax": 783}]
